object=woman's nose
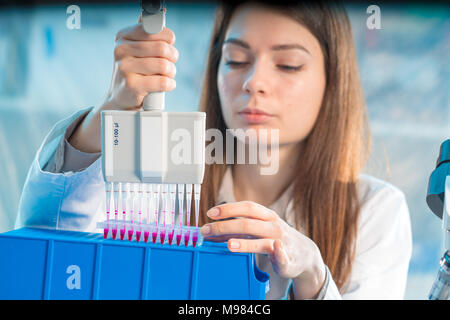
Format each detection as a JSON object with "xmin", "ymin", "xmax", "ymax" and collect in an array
[{"xmin": 242, "ymin": 62, "xmax": 268, "ymax": 96}]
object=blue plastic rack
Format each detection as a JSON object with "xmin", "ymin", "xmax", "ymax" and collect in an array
[{"xmin": 0, "ymin": 227, "xmax": 269, "ymax": 300}]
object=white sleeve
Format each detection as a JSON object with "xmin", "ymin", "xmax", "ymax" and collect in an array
[
  {"xmin": 15, "ymin": 108, "xmax": 104, "ymax": 232},
  {"xmin": 43, "ymin": 108, "xmax": 101, "ymax": 173},
  {"xmin": 339, "ymin": 185, "xmax": 413, "ymax": 299}
]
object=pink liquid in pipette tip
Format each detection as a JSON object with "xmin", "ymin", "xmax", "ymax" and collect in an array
[
  {"xmin": 160, "ymin": 230, "xmax": 166, "ymax": 244},
  {"xmin": 144, "ymin": 231, "xmax": 149, "ymax": 243},
  {"xmin": 168, "ymin": 229, "xmax": 175, "ymax": 245},
  {"xmin": 152, "ymin": 230, "xmax": 158, "ymax": 244},
  {"xmin": 104, "ymin": 211, "xmax": 110, "ymax": 238},
  {"xmin": 113, "ymin": 210, "xmax": 118, "ymax": 239},
  {"xmin": 192, "ymin": 230, "xmax": 198, "ymax": 247},
  {"xmin": 184, "ymin": 230, "xmax": 190, "ymax": 247},
  {"xmin": 128, "ymin": 229, "xmax": 133, "ymax": 241},
  {"xmin": 120, "ymin": 228, "xmax": 125, "ymax": 240},
  {"xmin": 184, "ymin": 216, "xmax": 191, "ymax": 246},
  {"xmin": 176, "ymin": 233, "xmax": 181, "ymax": 246},
  {"xmin": 137, "ymin": 210, "xmax": 142, "ymax": 242},
  {"xmin": 136, "ymin": 231, "xmax": 141, "ymax": 242}
]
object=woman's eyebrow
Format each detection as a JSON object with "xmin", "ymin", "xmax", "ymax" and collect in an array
[
  {"xmin": 271, "ymin": 43, "xmax": 311, "ymax": 55},
  {"xmin": 223, "ymin": 38, "xmax": 250, "ymax": 49},
  {"xmin": 223, "ymin": 37, "xmax": 310, "ymax": 55}
]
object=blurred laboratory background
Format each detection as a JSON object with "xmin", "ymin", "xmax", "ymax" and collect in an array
[{"xmin": 0, "ymin": 1, "xmax": 448, "ymax": 299}]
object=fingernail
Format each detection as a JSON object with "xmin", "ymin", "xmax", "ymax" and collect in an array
[
  {"xmin": 200, "ymin": 225, "xmax": 211, "ymax": 235},
  {"xmin": 230, "ymin": 240, "xmax": 240, "ymax": 249},
  {"xmin": 207, "ymin": 208, "xmax": 220, "ymax": 217}
]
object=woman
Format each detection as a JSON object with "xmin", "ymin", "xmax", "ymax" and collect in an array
[{"xmin": 16, "ymin": 1, "xmax": 412, "ymax": 299}]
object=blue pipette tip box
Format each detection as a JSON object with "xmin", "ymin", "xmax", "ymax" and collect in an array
[{"xmin": 0, "ymin": 227, "xmax": 270, "ymax": 300}]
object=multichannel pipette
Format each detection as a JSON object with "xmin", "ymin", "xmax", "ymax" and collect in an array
[{"xmin": 98, "ymin": 0, "xmax": 206, "ymax": 247}]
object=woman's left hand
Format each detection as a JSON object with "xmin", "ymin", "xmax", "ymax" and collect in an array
[{"xmin": 200, "ymin": 201, "xmax": 327, "ymax": 299}]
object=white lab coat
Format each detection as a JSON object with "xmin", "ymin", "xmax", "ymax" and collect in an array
[{"xmin": 15, "ymin": 107, "xmax": 413, "ymax": 300}]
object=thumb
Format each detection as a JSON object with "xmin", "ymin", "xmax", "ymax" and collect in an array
[{"xmin": 272, "ymin": 239, "xmax": 288, "ymax": 265}]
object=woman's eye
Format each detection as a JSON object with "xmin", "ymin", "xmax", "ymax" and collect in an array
[
  {"xmin": 278, "ymin": 65, "xmax": 303, "ymax": 72},
  {"xmin": 225, "ymin": 60, "xmax": 248, "ymax": 67},
  {"xmin": 224, "ymin": 60, "xmax": 303, "ymax": 72}
]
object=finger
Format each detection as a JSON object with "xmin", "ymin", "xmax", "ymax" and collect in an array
[
  {"xmin": 119, "ymin": 57, "xmax": 176, "ymax": 78},
  {"xmin": 206, "ymin": 201, "xmax": 278, "ymax": 222},
  {"xmin": 201, "ymin": 218, "xmax": 278, "ymax": 239},
  {"xmin": 114, "ymin": 40, "xmax": 179, "ymax": 62},
  {"xmin": 127, "ymin": 74, "xmax": 176, "ymax": 96},
  {"xmin": 272, "ymin": 239, "xmax": 288, "ymax": 265},
  {"xmin": 202, "ymin": 234, "xmax": 257, "ymax": 243},
  {"xmin": 138, "ymin": 13, "xmax": 142, "ymax": 23},
  {"xmin": 227, "ymin": 238, "xmax": 275, "ymax": 254},
  {"xmin": 116, "ymin": 25, "xmax": 175, "ymax": 44}
]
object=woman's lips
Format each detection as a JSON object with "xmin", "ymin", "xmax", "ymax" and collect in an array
[{"xmin": 238, "ymin": 109, "xmax": 274, "ymax": 124}]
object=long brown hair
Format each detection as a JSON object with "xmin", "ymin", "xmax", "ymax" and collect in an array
[{"xmin": 196, "ymin": 0, "xmax": 371, "ymax": 290}]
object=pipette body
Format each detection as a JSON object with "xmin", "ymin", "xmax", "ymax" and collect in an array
[{"xmin": 98, "ymin": 2, "xmax": 205, "ymax": 247}]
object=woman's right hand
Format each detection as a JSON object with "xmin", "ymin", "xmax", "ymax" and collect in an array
[
  {"xmin": 69, "ymin": 20, "xmax": 179, "ymax": 153},
  {"xmin": 102, "ymin": 23, "xmax": 178, "ymax": 110}
]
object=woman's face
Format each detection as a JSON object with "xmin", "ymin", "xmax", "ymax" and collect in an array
[{"xmin": 217, "ymin": 3, "xmax": 326, "ymax": 146}]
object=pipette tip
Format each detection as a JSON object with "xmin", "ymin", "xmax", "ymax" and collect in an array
[
  {"xmin": 103, "ymin": 228, "xmax": 109, "ymax": 239},
  {"xmin": 112, "ymin": 228, "xmax": 117, "ymax": 240},
  {"xmin": 168, "ymin": 229, "xmax": 175, "ymax": 245},
  {"xmin": 144, "ymin": 231, "xmax": 149, "ymax": 243},
  {"xmin": 128, "ymin": 230, "xmax": 133, "ymax": 241}
]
